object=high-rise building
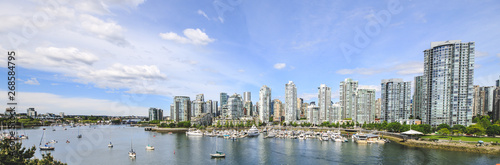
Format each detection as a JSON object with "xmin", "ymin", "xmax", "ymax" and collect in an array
[
  {"xmin": 340, "ymin": 78, "xmax": 358, "ymax": 120},
  {"xmin": 413, "ymin": 76, "xmax": 424, "ymax": 119},
  {"xmin": 473, "ymin": 86, "xmax": 495, "ymax": 116},
  {"xmin": 212, "ymin": 101, "xmax": 218, "ymax": 117},
  {"xmin": 193, "ymin": 94, "xmax": 205, "ymax": 117},
  {"xmin": 301, "ymin": 102, "xmax": 309, "ymax": 120},
  {"xmin": 422, "ymin": 40, "xmax": 475, "ymax": 126},
  {"xmin": 307, "ymin": 105, "xmax": 320, "ymax": 125},
  {"xmin": 172, "ymin": 96, "xmax": 191, "ymax": 122},
  {"xmin": 331, "ymin": 103, "xmax": 341, "ymax": 123},
  {"xmin": 273, "ymin": 99, "xmax": 283, "ymax": 122},
  {"xmin": 356, "ymin": 89, "xmax": 376, "ymax": 124},
  {"xmin": 492, "ymin": 87, "xmax": 500, "ymax": 121},
  {"xmin": 318, "ymin": 84, "xmax": 331, "ymax": 122},
  {"xmin": 259, "ymin": 85, "xmax": 272, "ymax": 123},
  {"xmin": 297, "ymin": 98, "xmax": 304, "ymax": 118},
  {"xmin": 496, "ymin": 75, "xmax": 499, "ymax": 87},
  {"xmin": 244, "ymin": 101, "xmax": 253, "ymax": 116},
  {"xmin": 205, "ymin": 100, "xmax": 213, "ymax": 114},
  {"xmin": 374, "ymin": 98, "xmax": 381, "ymax": 119},
  {"xmin": 381, "ymin": 79, "xmax": 412, "ymax": 123},
  {"xmin": 27, "ymin": 108, "xmax": 37, "ymax": 118},
  {"xmin": 285, "ymin": 81, "xmax": 298, "ymax": 123},
  {"xmin": 227, "ymin": 93, "xmax": 243, "ymax": 119},
  {"xmin": 220, "ymin": 93, "xmax": 228, "ymax": 107},
  {"xmin": 243, "ymin": 92, "xmax": 251, "ymax": 103},
  {"xmin": 148, "ymin": 107, "xmax": 163, "ymax": 121}
]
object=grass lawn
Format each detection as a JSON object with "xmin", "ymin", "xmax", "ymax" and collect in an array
[{"xmin": 420, "ymin": 135, "xmax": 500, "ymax": 142}]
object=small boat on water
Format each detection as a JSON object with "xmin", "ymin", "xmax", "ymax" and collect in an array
[
  {"xmin": 129, "ymin": 141, "xmax": 136, "ymax": 158},
  {"xmin": 247, "ymin": 125, "xmax": 259, "ymax": 137},
  {"xmin": 39, "ymin": 130, "xmax": 55, "ymax": 150},
  {"xmin": 298, "ymin": 134, "xmax": 306, "ymax": 140},
  {"xmin": 108, "ymin": 142, "xmax": 113, "ymax": 148},
  {"xmin": 146, "ymin": 144, "xmax": 155, "ymax": 150},
  {"xmin": 211, "ymin": 134, "xmax": 225, "ymax": 158},
  {"xmin": 186, "ymin": 129, "xmax": 204, "ymax": 136},
  {"xmin": 320, "ymin": 133, "xmax": 330, "ymax": 141},
  {"xmin": 77, "ymin": 126, "xmax": 82, "ymax": 138}
]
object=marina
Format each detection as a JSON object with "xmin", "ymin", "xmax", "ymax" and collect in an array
[{"xmin": 2, "ymin": 125, "xmax": 498, "ymax": 164}]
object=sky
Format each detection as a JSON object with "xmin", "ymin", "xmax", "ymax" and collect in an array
[{"xmin": 1, "ymin": 0, "xmax": 499, "ymax": 116}]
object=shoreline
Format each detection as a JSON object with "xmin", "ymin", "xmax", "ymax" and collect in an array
[{"xmin": 383, "ymin": 135, "xmax": 500, "ymax": 155}]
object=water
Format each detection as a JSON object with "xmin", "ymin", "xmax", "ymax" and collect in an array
[{"xmin": 12, "ymin": 125, "xmax": 500, "ymax": 164}]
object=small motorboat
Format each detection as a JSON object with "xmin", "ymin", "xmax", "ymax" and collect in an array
[
  {"xmin": 211, "ymin": 151, "xmax": 226, "ymax": 158},
  {"xmin": 146, "ymin": 145, "xmax": 155, "ymax": 150},
  {"xmin": 108, "ymin": 142, "xmax": 113, "ymax": 148},
  {"xmin": 66, "ymin": 140, "xmax": 70, "ymax": 143}
]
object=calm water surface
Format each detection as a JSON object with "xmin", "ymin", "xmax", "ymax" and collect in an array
[{"xmin": 14, "ymin": 125, "xmax": 500, "ymax": 165}]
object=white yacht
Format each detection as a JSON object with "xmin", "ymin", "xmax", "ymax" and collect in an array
[
  {"xmin": 320, "ymin": 133, "xmax": 330, "ymax": 141},
  {"xmin": 186, "ymin": 129, "xmax": 204, "ymax": 136},
  {"xmin": 247, "ymin": 125, "xmax": 259, "ymax": 137},
  {"xmin": 298, "ymin": 134, "xmax": 306, "ymax": 140}
]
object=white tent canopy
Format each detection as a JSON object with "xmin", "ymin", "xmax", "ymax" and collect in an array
[{"xmin": 401, "ymin": 129, "xmax": 423, "ymax": 135}]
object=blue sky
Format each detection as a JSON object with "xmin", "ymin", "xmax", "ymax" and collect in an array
[{"xmin": 1, "ymin": 0, "xmax": 499, "ymax": 116}]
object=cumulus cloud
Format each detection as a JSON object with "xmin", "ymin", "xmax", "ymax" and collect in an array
[
  {"xmin": 77, "ymin": 63, "xmax": 167, "ymax": 92},
  {"xmin": 35, "ymin": 47, "xmax": 99, "ymax": 66},
  {"xmin": 336, "ymin": 61, "xmax": 423, "ymax": 75},
  {"xmin": 24, "ymin": 78, "xmax": 40, "ymax": 85},
  {"xmin": 159, "ymin": 28, "xmax": 215, "ymax": 45},
  {"xmin": 497, "ymin": 53, "xmax": 500, "ymax": 58},
  {"xmin": 197, "ymin": 10, "xmax": 209, "ymax": 20},
  {"xmin": 80, "ymin": 14, "xmax": 131, "ymax": 47},
  {"xmin": 274, "ymin": 63, "xmax": 286, "ymax": 69}
]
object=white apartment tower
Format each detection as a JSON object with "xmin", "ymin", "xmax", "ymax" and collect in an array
[
  {"xmin": 285, "ymin": 81, "xmax": 298, "ymax": 124},
  {"xmin": 422, "ymin": 40, "xmax": 475, "ymax": 126},
  {"xmin": 340, "ymin": 78, "xmax": 358, "ymax": 120},
  {"xmin": 318, "ymin": 84, "xmax": 331, "ymax": 122},
  {"xmin": 381, "ymin": 79, "xmax": 412, "ymax": 123},
  {"xmin": 259, "ymin": 85, "xmax": 272, "ymax": 124}
]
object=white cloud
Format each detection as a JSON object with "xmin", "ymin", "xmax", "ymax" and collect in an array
[
  {"xmin": 476, "ymin": 51, "xmax": 489, "ymax": 58},
  {"xmin": 80, "ymin": 14, "xmax": 131, "ymax": 47},
  {"xmin": 0, "ymin": 90, "xmax": 148, "ymax": 116},
  {"xmin": 159, "ymin": 28, "xmax": 215, "ymax": 45},
  {"xmin": 336, "ymin": 61, "xmax": 423, "ymax": 75},
  {"xmin": 497, "ymin": 53, "xmax": 500, "ymax": 58},
  {"xmin": 197, "ymin": 10, "xmax": 209, "ymax": 20},
  {"xmin": 35, "ymin": 47, "xmax": 99, "ymax": 65},
  {"xmin": 238, "ymin": 69, "xmax": 245, "ymax": 73},
  {"xmin": 299, "ymin": 93, "xmax": 317, "ymax": 101},
  {"xmin": 24, "ymin": 78, "xmax": 40, "ymax": 85},
  {"xmin": 274, "ymin": 63, "xmax": 286, "ymax": 69},
  {"xmin": 76, "ymin": 63, "xmax": 167, "ymax": 93}
]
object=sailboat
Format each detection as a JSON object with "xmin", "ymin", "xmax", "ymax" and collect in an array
[
  {"xmin": 108, "ymin": 142, "xmax": 113, "ymax": 148},
  {"xmin": 39, "ymin": 130, "xmax": 55, "ymax": 150},
  {"xmin": 77, "ymin": 126, "xmax": 82, "ymax": 138},
  {"xmin": 20, "ymin": 123, "xmax": 28, "ymax": 139},
  {"xmin": 210, "ymin": 131, "xmax": 225, "ymax": 158},
  {"xmin": 129, "ymin": 141, "xmax": 136, "ymax": 158}
]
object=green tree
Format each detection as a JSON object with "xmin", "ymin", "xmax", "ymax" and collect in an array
[
  {"xmin": 0, "ymin": 140, "xmax": 66, "ymax": 164},
  {"xmin": 437, "ymin": 123, "xmax": 451, "ymax": 131},
  {"xmin": 467, "ymin": 124, "xmax": 486, "ymax": 136},
  {"xmin": 386, "ymin": 122, "xmax": 402, "ymax": 132},
  {"xmin": 451, "ymin": 124, "xmax": 466, "ymax": 134},
  {"xmin": 486, "ymin": 125, "xmax": 500, "ymax": 137},
  {"xmin": 438, "ymin": 128, "xmax": 450, "ymax": 136}
]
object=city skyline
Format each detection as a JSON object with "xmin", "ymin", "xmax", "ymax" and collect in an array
[{"xmin": 1, "ymin": 1, "xmax": 500, "ymax": 116}]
